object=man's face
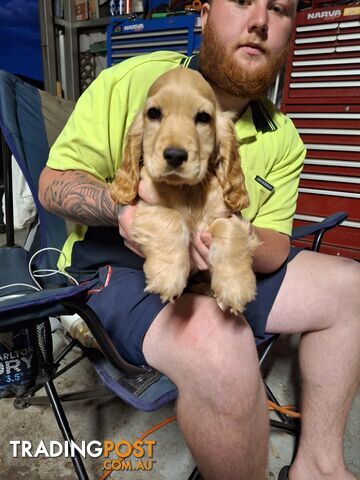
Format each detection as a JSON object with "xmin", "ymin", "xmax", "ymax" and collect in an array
[{"xmin": 199, "ymin": 0, "xmax": 297, "ymax": 99}]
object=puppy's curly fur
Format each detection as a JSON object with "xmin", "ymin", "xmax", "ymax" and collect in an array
[{"xmin": 110, "ymin": 68, "xmax": 260, "ymax": 314}]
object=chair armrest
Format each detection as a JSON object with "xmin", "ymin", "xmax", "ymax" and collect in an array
[
  {"xmin": 291, "ymin": 211, "xmax": 348, "ymax": 252},
  {"xmin": 61, "ymin": 299, "xmax": 150, "ymax": 376}
]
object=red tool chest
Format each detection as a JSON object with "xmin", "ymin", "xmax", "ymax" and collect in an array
[{"xmin": 281, "ymin": 3, "xmax": 360, "ymax": 259}]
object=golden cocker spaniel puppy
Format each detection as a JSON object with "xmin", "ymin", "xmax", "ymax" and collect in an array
[{"xmin": 110, "ymin": 67, "xmax": 260, "ymax": 314}]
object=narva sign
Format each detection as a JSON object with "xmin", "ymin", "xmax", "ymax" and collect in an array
[{"xmin": 307, "ymin": 10, "xmax": 341, "ymax": 20}]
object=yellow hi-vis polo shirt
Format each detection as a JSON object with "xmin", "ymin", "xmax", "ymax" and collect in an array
[{"xmin": 47, "ymin": 51, "xmax": 306, "ymax": 268}]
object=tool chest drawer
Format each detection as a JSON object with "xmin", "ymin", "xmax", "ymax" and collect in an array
[
  {"xmin": 282, "ymin": 4, "xmax": 360, "ymax": 104},
  {"xmin": 282, "ymin": 104, "xmax": 360, "ymax": 165},
  {"xmin": 281, "ymin": 5, "xmax": 360, "ymax": 259},
  {"xmin": 107, "ymin": 15, "xmax": 201, "ymax": 66},
  {"xmin": 295, "ymin": 156, "xmax": 359, "ymax": 259}
]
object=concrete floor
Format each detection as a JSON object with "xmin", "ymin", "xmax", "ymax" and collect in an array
[{"xmin": 0, "ymin": 230, "xmax": 359, "ymax": 480}]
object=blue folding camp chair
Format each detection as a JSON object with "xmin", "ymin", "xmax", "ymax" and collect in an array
[{"xmin": 0, "ymin": 70, "xmax": 347, "ymax": 480}]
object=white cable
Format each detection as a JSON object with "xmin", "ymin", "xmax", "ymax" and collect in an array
[
  {"xmin": 29, "ymin": 247, "xmax": 66, "ymax": 289},
  {"xmin": 32, "ymin": 268, "xmax": 63, "ymax": 278},
  {"xmin": 0, "ymin": 283, "xmax": 40, "ymax": 302},
  {"xmin": 28, "ymin": 247, "xmax": 79, "ymax": 288},
  {"xmin": 0, "ymin": 293, "xmax": 27, "ymax": 303},
  {"xmin": 33, "ymin": 269, "xmax": 79, "ymax": 286},
  {"xmin": 0, "ymin": 283, "xmax": 40, "ymax": 292},
  {"xmin": 0, "ymin": 248, "xmax": 79, "ymax": 301}
]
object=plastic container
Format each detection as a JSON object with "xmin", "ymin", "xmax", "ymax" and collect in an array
[{"xmin": 60, "ymin": 314, "xmax": 99, "ymax": 349}]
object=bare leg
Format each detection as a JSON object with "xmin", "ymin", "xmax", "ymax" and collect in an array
[
  {"xmin": 143, "ymin": 294, "xmax": 269, "ymax": 480},
  {"xmin": 267, "ymin": 251, "xmax": 360, "ymax": 480}
]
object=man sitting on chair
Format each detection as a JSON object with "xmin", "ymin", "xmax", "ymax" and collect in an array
[{"xmin": 39, "ymin": 0, "xmax": 360, "ymax": 479}]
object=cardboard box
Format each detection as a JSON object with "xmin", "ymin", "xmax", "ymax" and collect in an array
[
  {"xmin": 75, "ymin": 0, "xmax": 89, "ymax": 20},
  {"xmin": 88, "ymin": 0, "xmax": 100, "ymax": 19}
]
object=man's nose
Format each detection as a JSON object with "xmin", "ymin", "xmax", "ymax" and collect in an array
[{"xmin": 248, "ymin": 3, "xmax": 269, "ymax": 36}]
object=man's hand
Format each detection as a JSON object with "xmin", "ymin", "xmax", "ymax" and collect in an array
[
  {"xmin": 118, "ymin": 177, "xmax": 162, "ymax": 256},
  {"xmin": 190, "ymin": 232, "xmax": 212, "ymax": 271},
  {"xmin": 118, "ymin": 205, "xmax": 144, "ymax": 257}
]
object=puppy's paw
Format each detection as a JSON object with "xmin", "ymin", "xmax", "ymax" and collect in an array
[
  {"xmin": 143, "ymin": 259, "xmax": 189, "ymax": 303},
  {"xmin": 211, "ymin": 270, "xmax": 257, "ymax": 316},
  {"xmin": 144, "ymin": 280, "xmax": 186, "ymax": 303}
]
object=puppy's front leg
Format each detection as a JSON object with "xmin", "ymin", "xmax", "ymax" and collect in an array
[
  {"xmin": 133, "ymin": 203, "xmax": 190, "ymax": 303},
  {"xmin": 209, "ymin": 216, "xmax": 260, "ymax": 315}
]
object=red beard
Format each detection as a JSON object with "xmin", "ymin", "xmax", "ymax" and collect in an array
[{"xmin": 199, "ymin": 17, "xmax": 290, "ymax": 100}]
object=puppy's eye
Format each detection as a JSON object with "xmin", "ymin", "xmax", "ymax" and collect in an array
[
  {"xmin": 195, "ymin": 111, "xmax": 211, "ymax": 124},
  {"xmin": 147, "ymin": 107, "xmax": 162, "ymax": 120}
]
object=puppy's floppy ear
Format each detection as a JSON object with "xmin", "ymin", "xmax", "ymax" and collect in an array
[
  {"xmin": 214, "ymin": 111, "xmax": 249, "ymax": 212},
  {"xmin": 110, "ymin": 111, "xmax": 144, "ymax": 205}
]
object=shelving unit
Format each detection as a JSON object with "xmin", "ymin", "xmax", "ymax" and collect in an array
[
  {"xmin": 38, "ymin": 0, "xmax": 127, "ymax": 101},
  {"xmin": 38, "ymin": 2, "xmax": 201, "ymax": 101}
]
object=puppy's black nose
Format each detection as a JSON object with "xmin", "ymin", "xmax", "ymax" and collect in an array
[{"xmin": 163, "ymin": 147, "xmax": 188, "ymax": 168}]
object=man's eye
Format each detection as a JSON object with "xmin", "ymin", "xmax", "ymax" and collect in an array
[
  {"xmin": 270, "ymin": 3, "xmax": 286, "ymax": 14},
  {"xmin": 195, "ymin": 111, "xmax": 211, "ymax": 124},
  {"xmin": 147, "ymin": 107, "xmax": 162, "ymax": 120}
]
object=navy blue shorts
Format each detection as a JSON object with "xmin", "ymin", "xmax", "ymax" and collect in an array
[{"xmin": 85, "ymin": 247, "xmax": 302, "ymax": 367}]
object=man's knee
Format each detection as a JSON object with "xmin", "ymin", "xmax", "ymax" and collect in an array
[
  {"xmin": 268, "ymin": 251, "xmax": 360, "ymax": 333},
  {"xmin": 144, "ymin": 294, "xmax": 262, "ymax": 407},
  {"xmin": 328, "ymin": 256, "xmax": 360, "ymax": 320},
  {"xmin": 178, "ymin": 310, "xmax": 263, "ymax": 413},
  {"xmin": 339, "ymin": 258, "xmax": 360, "ymax": 332},
  {"xmin": 310, "ymin": 255, "xmax": 360, "ymax": 332},
  {"xmin": 341, "ymin": 257, "xmax": 360, "ymax": 295}
]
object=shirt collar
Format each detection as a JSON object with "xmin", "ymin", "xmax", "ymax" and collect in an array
[
  {"xmin": 235, "ymin": 105, "xmax": 258, "ymax": 140},
  {"xmin": 183, "ymin": 55, "xmax": 278, "ymax": 140},
  {"xmin": 236, "ymin": 101, "xmax": 278, "ymax": 140}
]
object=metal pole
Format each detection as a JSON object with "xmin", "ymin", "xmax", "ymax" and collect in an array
[
  {"xmin": 38, "ymin": 0, "xmax": 58, "ymax": 95},
  {"xmin": 63, "ymin": 0, "xmax": 80, "ymax": 100},
  {"xmin": 44, "ymin": 380, "xmax": 89, "ymax": 480}
]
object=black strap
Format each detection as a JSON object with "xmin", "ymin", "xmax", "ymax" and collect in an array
[
  {"xmin": 187, "ymin": 54, "xmax": 200, "ymax": 70},
  {"xmin": 179, "ymin": 54, "xmax": 199, "ymax": 70},
  {"xmin": 250, "ymin": 101, "xmax": 277, "ymax": 133}
]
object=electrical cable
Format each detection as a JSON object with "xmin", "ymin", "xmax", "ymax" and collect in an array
[
  {"xmin": 0, "ymin": 248, "xmax": 78, "ymax": 300},
  {"xmin": 0, "ymin": 282, "xmax": 41, "ymax": 302},
  {"xmin": 28, "ymin": 247, "xmax": 79, "ymax": 289},
  {"xmin": 0, "ymin": 283, "xmax": 40, "ymax": 292},
  {"xmin": 267, "ymin": 400, "xmax": 301, "ymax": 418}
]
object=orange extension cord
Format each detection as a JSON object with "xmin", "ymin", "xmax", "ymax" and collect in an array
[
  {"xmin": 99, "ymin": 415, "xmax": 177, "ymax": 480},
  {"xmin": 99, "ymin": 402, "xmax": 300, "ymax": 479},
  {"xmin": 267, "ymin": 400, "xmax": 301, "ymax": 418}
]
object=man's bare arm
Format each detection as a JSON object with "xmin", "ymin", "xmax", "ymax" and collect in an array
[
  {"xmin": 38, "ymin": 166, "xmax": 120, "ymax": 226},
  {"xmin": 252, "ymin": 226, "xmax": 290, "ymax": 274}
]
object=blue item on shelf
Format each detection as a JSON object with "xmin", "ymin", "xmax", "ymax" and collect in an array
[{"xmin": 107, "ymin": 15, "xmax": 202, "ymax": 67}]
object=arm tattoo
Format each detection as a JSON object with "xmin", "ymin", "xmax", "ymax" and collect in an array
[{"xmin": 43, "ymin": 171, "xmax": 122, "ymax": 226}]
